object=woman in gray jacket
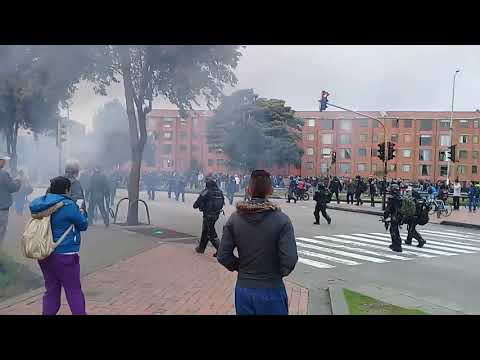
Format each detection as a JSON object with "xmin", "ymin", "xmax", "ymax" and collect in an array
[{"xmin": 217, "ymin": 169, "xmax": 298, "ymax": 315}]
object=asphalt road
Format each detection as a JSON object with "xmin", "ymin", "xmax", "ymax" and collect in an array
[
  {"xmin": 5, "ymin": 188, "xmax": 480, "ymax": 314},
  {"xmin": 118, "ymin": 189, "xmax": 480, "ymax": 315}
]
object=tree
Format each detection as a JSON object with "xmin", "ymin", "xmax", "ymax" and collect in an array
[
  {"xmin": 85, "ymin": 45, "xmax": 242, "ymax": 225},
  {"xmin": 0, "ymin": 45, "xmax": 95, "ymax": 173},
  {"xmin": 207, "ymin": 89, "xmax": 304, "ymax": 173}
]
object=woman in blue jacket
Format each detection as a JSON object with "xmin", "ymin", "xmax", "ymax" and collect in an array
[
  {"xmin": 30, "ymin": 176, "xmax": 89, "ymax": 315},
  {"xmin": 468, "ymin": 182, "xmax": 478, "ymax": 213}
]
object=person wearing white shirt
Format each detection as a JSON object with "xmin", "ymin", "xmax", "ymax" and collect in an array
[{"xmin": 453, "ymin": 179, "xmax": 462, "ymax": 210}]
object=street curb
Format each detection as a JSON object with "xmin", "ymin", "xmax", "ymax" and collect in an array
[
  {"xmin": 327, "ymin": 205, "xmax": 383, "ymax": 216},
  {"xmin": 440, "ymin": 221, "xmax": 480, "ymax": 230},
  {"xmin": 328, "ymin": 286, "xmax": 349, "ymax": 315}
]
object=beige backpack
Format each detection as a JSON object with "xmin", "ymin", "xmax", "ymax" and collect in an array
[{"xmin": 21, "ymin": 202, "xmax": 74, "ymax": 260}]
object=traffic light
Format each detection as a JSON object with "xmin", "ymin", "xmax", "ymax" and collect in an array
[
  {"xmin": 331, "ymin": 151, "xmax": 336, "ymax": 164},
  {"xmin": 56, "ymin": 118, "xmax": 67, "ymax": 147},
  {"xmin": 387, "ymin": 141, "xmax": 396, "ymax": 160},
  {"xmin": 377, "ymin": 143, "xmax": 385, "ymax": 161},
  {"xmin": 319, "ymin": 91, "xmax": 329, "ymax": 112},
  {"xmin": 448, "ymin": 144, "xmax": 457, "ymax": 162}
]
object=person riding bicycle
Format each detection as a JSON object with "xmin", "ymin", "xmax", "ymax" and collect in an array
[
  {"xmin": 297, "ymin": 178, "xmax": 306, "ymax": 199},
  {"xmin": 437, "ymin": 184, "xmax": 449, "ymax": 203}
]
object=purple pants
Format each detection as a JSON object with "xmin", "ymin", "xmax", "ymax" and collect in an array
[{"xmin": 38, "ymin": 253, "xmax": 86, "ymax": 315}]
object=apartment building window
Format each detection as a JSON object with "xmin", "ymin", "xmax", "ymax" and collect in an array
[
  {"xmin": 339, "ymin": 134, "xmax": 351, "ymax": 145},
  {"xmin": 402, "ymin": 164, "xmax": 411, "ymax": 173},
  {"xmin": 322, "ymin": 133, "xmax": 333, "ymax": 144},
  {"xmin": 440, "ymin": 119, "xmax": 450, "ymax": 129},
  {"xmin": 404, "ymin": 134, "xmax": 412, "ymax": 143},
  {"xmin": 474, "ymin": 120, "xmax": 479, "ymax": 128},
  {"xmin": 192, "ymin": 133, "xmax": 198, "ymax": 140},
  {"xmin": 439, "ymin": 151, "xmax": 447, "ymax": 162},
  {"xmin": 357, "ymin": 148, "xmax": 367, "ymax": 157},
  {"xmin": 358, "ymin": 119, "xmax": 369, "ymax": 128},
  {"xmin": 208, "ymin": 146, "xmax": 214, "ymax": 153},
  {"xmin": 373, "ymin": 121, "xmax": 379, "ymax": 128},
  {"xmin": 473, "ymin": 165, "xmax": 478, "ymax": 175},
  {"xmin": 216, "ymin": 159, "xmax": 225, "ymax": 166},
  {"xmin": 457, "ymin": 165, "xmax": 466, "ymax": 175},
  {"xmin": 180, "ymin": 118, "xmax": 188, "ymax": 126},
  {"xmin": 321, "ymin": 119, "xmax": 334, "ymax": 129},
  {"xmin": 163, "ymin": 159, "xmax": 174, "ymax": 168},
  {"xmin": 389, "ymin": 164, "xmax": 396, "ymax": 172},
  {"xmin": 459, "ymin": 120, "xmax": 470, "ymax": 128},
  {"xmin": 403, "ymin": 119, "xmax": 412, "ymax": 128},
  {"xmin": 372, "ymin": 164, "xmax": 377, "ymax": 172},
  {"xmin": 420, "ymin": 165, "xmax": 431, "ymax": 176},
  {"xmin": 403, "ymin": 149, "xmax": 412, "ymax": 158},
  {"xmin": 357, "ymin": 163, "xmax": 367, "ymax": 172},
  {"xmin": 473, "ymin": 135, "xmax": 479, "ymax": 144},
  {"xmin": 440, "ymin": 165, "xmax": 448, "ymax": 177},
  {"xmin": 440, "ymin": 135, "xmax": 451, "ymax": 146},
  {"xmin": 459, "ymin": 150, "xmax": 468, "ymax": 160},
  {"xmin": 207, "ymin": 159, "xmax": 214, "ymax": 166},
  {"xmin": 340, "ymin": 148, "xmax": 352, "ymax": 160},
  {"xmin": 340, "ymin": 120, "xmax": 352, "ymax": 130},
  {"xmin": 306, "ymin": 133, "xmax": 315, "ymax": 141},
  {"xmin": 419, "ymin": 135, "xmax": 432, "ymax": 146},
  {"xmin": 420, "ymin": 120, "xmax": 433, "ymax": 131},
  {"xmin": 472, "ymin": 151, "xmax": 479, "ymax": 160},
  {"xmin": 372, "ymin": 148, "xmax": 379, "ymax": 157},
  {"xmin": 391, "ymin": 119, "xmax": 399, "ymax": 128},
  {"xmin": 419, "ymin": 149, "xmax": 432, "ymax": 161},
  {"xmin": 391, "ymin": 134, "xmax": 399, "ymax": 143},
  {"xmin": 162, "ymin": 144, "xmax": 172, "ymax": 154},
  {"xmin": 306, "ymin": 147, "xmax": 314, "ymax": 156},
  {"xmin": 163, "ymin": 132, "xmax": 172, "ymax": 139},
  {"xmin": 359, "ymin": 134, "xmax": 368, "ymax": 142},
  {"xmin": 322, "ymin": 148, "xmax": 332, "ymax": 157},
  {"xmin": 320, "ymin": 163, "xmax": 328, "ymax": 174},
  {"xmin": 305, "ymin": 161, "xmax": 314, "ymax": 170},
  {"xmin": 459, "ymin": 135, "xmax": 468, "ymax": 144},
  {"xmin": 191, "ymin": 145, "xmax": 199, "ymax": 153},
  {"xmin": 340, "ymin": 163, "xmax": 351, "ymax": 173},
  {"xmin": 179, "ymin": 131, "xmax": 187, "ymax": 141},
  {"xmin": 178, "ymin": 144, "xmax": 188, "ymax": 152},
  {"xmin": 372, "ymin": 134, "xmax": 379, "ymax": 143},
  {"xmin": 307, "ymin": 119, "xmax": 315, "ymax": 127}
]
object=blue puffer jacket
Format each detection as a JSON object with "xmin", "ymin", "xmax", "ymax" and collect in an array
[{"xmin": 29, "ymin": 193, "xmax": 88, "ymax": 254}]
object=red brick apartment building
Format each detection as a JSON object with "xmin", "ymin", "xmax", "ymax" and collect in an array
[{"xmin": 147, "ymin": 109, "xmax": 480, "ymax": 182}]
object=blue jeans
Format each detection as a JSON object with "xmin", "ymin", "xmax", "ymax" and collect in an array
[
  {"xmin": 235, "ymin": 286, "xmax": 289, "ymax": 315},
  {"xmin": 469, "ymin": 198, "xmax": 477, "ymax": 212}
]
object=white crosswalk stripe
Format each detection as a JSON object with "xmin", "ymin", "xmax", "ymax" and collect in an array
[
  {"xmin": 294, "ymin": 228, "xmax": 480, "ymax": 271},
  {"xmin": 369, "ymin": 233, "xmax": 477, "ymax": 254}
]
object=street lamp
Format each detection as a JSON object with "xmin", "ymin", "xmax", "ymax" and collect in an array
[{"xmin": 446, "ymin": 69, "xmax": 460, "ymax": 186}]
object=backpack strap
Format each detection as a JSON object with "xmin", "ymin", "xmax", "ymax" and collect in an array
[
  {"xmin": 31, "ymin": 201, "xmax": 64, "ymax": 219},
  {"xmin": 53, "ymin": 224, "xmax": 74, "ymax": 248}
]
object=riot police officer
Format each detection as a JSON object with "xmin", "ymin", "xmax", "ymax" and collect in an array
[
  {"xmin": 193, "ymin": 178, "xmax": 225, "ymax": 257},
  {"xmin": 88, "ymin": 166, "xmax": 110, "ymax": 227},
  {"xmin": 383, "ymin": 183, "xmax": 403, "ymax": 252},
  {"xmin": 405, "ymin": 190, "xmax": 426, "ymax": 248},
  {"xmin": 313, "ymin": 183, "xmax": 332, "ymax": 225},
  {"xmin": 329, "ymin": 176, "xmax": 342, "ymax": 204}
]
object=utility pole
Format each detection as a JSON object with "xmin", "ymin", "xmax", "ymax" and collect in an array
[
  {"xmin": 57, "ymin": 104, "xmax": 69, "ymax": 174},
  {"xmin": 446, "ymin": 70, "xmax": 460, "ymax": 185}
]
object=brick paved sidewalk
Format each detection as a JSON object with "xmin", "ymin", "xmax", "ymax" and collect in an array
[{"xmin": 0, "ymin": 243, "xmax": 309, "ymax": 315}]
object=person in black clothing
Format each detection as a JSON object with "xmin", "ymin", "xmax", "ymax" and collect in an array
[
  {"xmin": 88, "ymin": 167, "xmax": 110, "ymax": 227},
  {"xmin": 405, "ymin": 190, "xmax": 426, "ymax": 248},
  {"xmin": 193, "ymin": 178, "xmax": 224, "ymax": 257},
  {"xmin": 313, "ymin": 183, "xmax": 331, "ymax": 225},
  {"xmin": 383, "ymin": 184, "xmax": 403, "ymax": 252},
  {"xmin": 368, "ymin": 178, "xmax": 377, "ymax": 207},
  {"xmin": 354, "ymin": 176, "xmax": 365, "ymax": 206},
  {"xmin": 286, "ymin": 179, "xmax": 297, "ymax": 203},
  {"xmin": 329, "ymin": 176, "xmax": 342, "ymax": 205},
  {"xmin": 226, "ymin": 176, "xmax": 237, "ymax": 205},
  {"xmin": 345, "ymin": 179, "xmax": 355, "ymax": 205},
  {"xmin": 167, "ymin": 174, "xmax": 176, "ymax": 199},
  {"xmin": 175, "ymin": 175, "xmax": 186, "ymax": 202}
]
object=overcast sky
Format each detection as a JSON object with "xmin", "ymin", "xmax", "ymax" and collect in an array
[{"xmin": 69, "ymin": 45, "xmax": 480, "ymax": 130}]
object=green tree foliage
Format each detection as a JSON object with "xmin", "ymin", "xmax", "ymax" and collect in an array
[
  {"xmin": 207, "ymin": 89, "xmax": 304, "ymax": 172},
  {"xmin": 0, "ymin": 45, "xmax": 94, "ymax": 172},
  {"xmin": 85, "ymin": 45, "xmax": 243, "ymax": 224}
]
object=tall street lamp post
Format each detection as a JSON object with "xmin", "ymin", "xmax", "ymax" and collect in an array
[{"xmin": 446, "ymin": 69, "xmax": 460, "ymax": 186}]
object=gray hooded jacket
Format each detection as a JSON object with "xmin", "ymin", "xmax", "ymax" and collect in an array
[{"xmin": 217, "ymin": 197, "xmax": 298, "ymax": 288}]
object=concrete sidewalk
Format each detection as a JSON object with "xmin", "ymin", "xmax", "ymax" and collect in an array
[{"xmin": 0, "ymin": 226, "xmax": 309, "ymax": 315}]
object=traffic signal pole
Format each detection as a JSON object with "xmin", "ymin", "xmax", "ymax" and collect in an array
[
  {"xmin": 446, "ymin": 70, "xmax": 460, "ymax": 185},
  {"xmin": 320, "ymin": 101, "xmax": 388, "ymax": 210}
]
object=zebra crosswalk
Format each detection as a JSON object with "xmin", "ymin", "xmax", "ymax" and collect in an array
[{"xmin": 296, "ymin": 229, "xmax": 480, "ymax": 270}]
